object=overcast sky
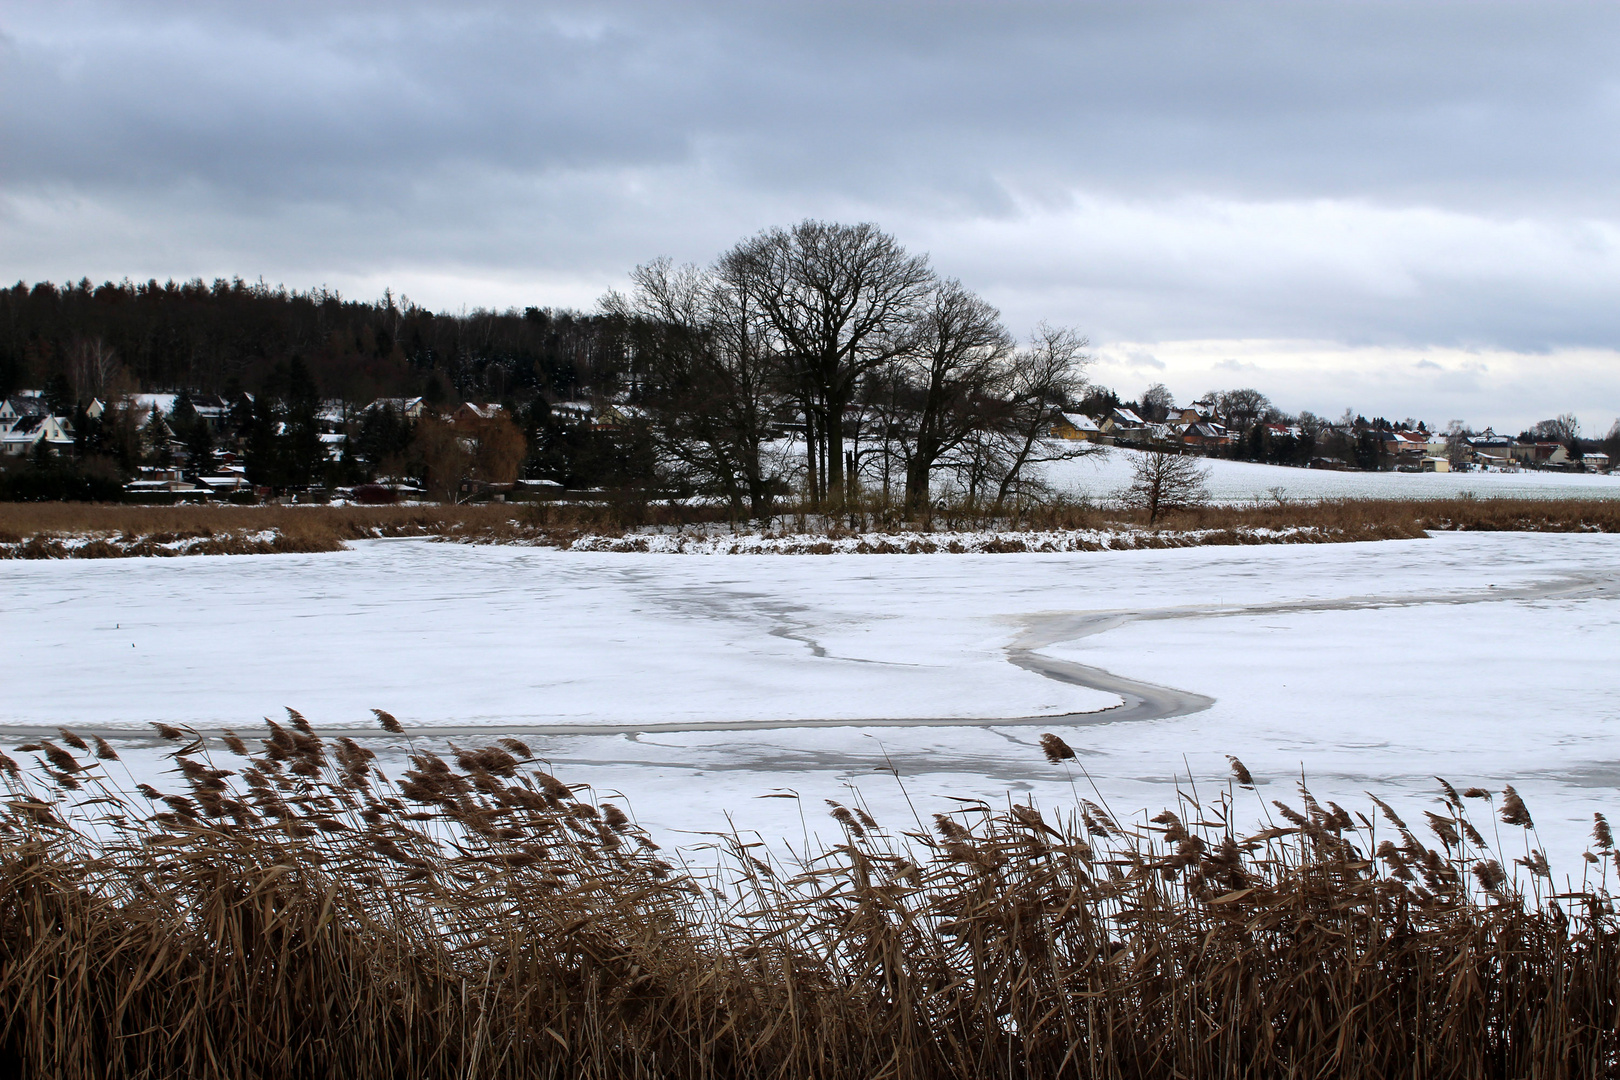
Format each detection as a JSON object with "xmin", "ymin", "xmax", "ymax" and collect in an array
[{"xmin": 2, "ymin": 1, "xmax": 1617, "ymax": 430}]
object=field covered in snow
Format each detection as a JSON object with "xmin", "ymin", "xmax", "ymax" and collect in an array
[
  {"xmin": 1037, "ymin": 445, "xmax": 1620, "ymax": 504},
  {"xmin": 5, "ymin": 533, "xmax": 1619, "ymax": 876}
]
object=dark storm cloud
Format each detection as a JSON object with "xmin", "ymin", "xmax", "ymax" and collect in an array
[{"xmin": 2, "ymin": 0, "xmax": 1619, "ymax": 390}]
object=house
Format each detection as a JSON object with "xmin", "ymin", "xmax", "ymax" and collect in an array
[
  {"xmin": 0, "ymin": 394, "xmax": 49, "ymax": 433},
  {"xmin": 192, "ymin": 394, "xmax": 233, "ymax": 430},
  {"xmin": 1470, "ymin": 429, "xmax": 1516, "ymax": 468},
  {"xmin": 550, "ymin": 401, "xmax": 595, "ymax": 427},
  {"xmin": 127, "ymin": 393, "xmax": 178, "ymax": 425},
  {"xmin": 1049, "ymin": 412, "xmax": 1103, "ymax": 441},
  {"xmin": 365, "ymin": 396, "xmax": 427, "ymax": 420},
  {"xmin": 1181, "ymin": 420, "xmax": 1234, "ymax": 448},
  {"xmin": 1537, "ymin": 442, "xmax": 1573, "ymax": 468},
  {"xmin": 453, "ymin": 402, "xmax": 504, "ymax": 425},
  {"xmin": 1582, "ymin": 452, "xmax": 1611, "ymax": 473},
  {"xmin": 1393, "ymin": 430, "xmax": 1427, "ymax": 452},
  {"xmin": 196, "ymin": 473, "xmax": 253, "ymax": 494},
  {"xmin": 0, "ymin": 414, "xmax": 74, "ymax": 456},
  {"xmin": 1175, "ymin": 406, "xmax": 1209, "ymax": 425},
  {"xmin": 1098, "ymin": 407, "xmax": 1148, "ymax": 441},
  {"xmin": 124, "ymin": 478, "xmax": 204, "ymax": 495},
  {"xmin": 596, "ymin": 403, "xmax": 648, "ymax": 430}
]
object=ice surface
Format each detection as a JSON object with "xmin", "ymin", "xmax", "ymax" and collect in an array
[{"xmin": 5, "ymin": 533, "xmax": 1618, "ymax": 880}]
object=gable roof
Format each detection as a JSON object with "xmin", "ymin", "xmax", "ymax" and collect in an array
[{"xmin": 1058, "ymin": 412, "xmax": 1100, "ymax": 432}]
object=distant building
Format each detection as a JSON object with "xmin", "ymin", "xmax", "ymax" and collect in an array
[
  {"xmin": 0, "ymin": 414, "xmax": 74, "ymax": 456},
  {"xmin": 453, "ymin": 402, "xmax": 505, "ymax": 425},
  {"xmin": 1049, "ymin": 412, "xmax": 1103, "ymax": 441},
  {"xmin": 365, "ymin": 397, "xmax": 427, "ymax": 420},
  {"xmin": 1181, "ymin": 421, "xmax": 1234, "ymax": 449}
]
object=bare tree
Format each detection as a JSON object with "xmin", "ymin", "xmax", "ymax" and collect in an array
[
  {"xmin": 605, "ymin": 258, "xmax": 785, "ymax": 517},
  {"xmin": 718, "ymin": 221, "xmax": 934, "ymax": 504},
  {"xmin": 895, "ymin": 279, "xmax": 1013, "ymax": 510},
  {"xmin": 1445, "ymin": 420, "xmax": 1472, "ymax": 470},
  {"xmin": 1118, "ymin": 451, "xmax": 1209, "ymax": 525},
  {"xmin": 986, "ymin": 323, "xmax": 1094, "ymax": 511},
  {"xmin": 1530, "ymin": 414, "xmax": 1580, "ymax": 448},
  {"xmin": 1215, "ymin": 388, "xmax": 1272, "ymax": 430},
  {"xmin": 67, "ymin": 337, "xmax": 130, "ymax": 403},
  {"xmin": 1140, "ymin": 382, "xmax": 1175, "ymax": 422},
  {"xmin": 466, "ymin": 413, "xmax": 527, "ymax": 485}
]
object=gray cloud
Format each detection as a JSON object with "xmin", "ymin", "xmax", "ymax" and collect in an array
[{"xmin": 2, "ymin": 0, "xmax": 1618, "ymax": 419}]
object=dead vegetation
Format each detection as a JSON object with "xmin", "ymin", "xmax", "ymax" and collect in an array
[
  {"xmin": 0, "ymin": 495, "xmax": 1616, "ymax": 559},
  {"xmin": 1, "ymin": 717, "xmax": 1618, "ymax": 1078}
]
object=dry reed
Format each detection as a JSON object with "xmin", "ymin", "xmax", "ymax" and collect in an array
[{"xmin": 2, "ymin": 717, "xmax": 1617, "ymax": 1078}]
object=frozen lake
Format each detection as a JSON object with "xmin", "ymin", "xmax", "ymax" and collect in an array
[{"xmin": 5, "ymin": 534, "xmax": 1619, "ymax": 877}]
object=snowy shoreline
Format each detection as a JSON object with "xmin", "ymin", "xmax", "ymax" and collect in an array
[{"xmin": 568, "ymin": 525, "xmax": 1351, "ymax": 554}]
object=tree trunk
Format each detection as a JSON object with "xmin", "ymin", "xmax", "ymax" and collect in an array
[
  {"xmin": 803, "ymin": 407, "xmax": 818, "ymax": 502},
  {"xmin": 824, "ymin": 398, "xmax": 845, "ymax": 506},
  {"xmin": 904, "ymin": 457, "xmax": 931, "ymax": 512}
]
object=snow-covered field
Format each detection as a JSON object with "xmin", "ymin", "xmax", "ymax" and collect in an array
[
  {"xmin": 1038, "ymin": 446, "xmax": 1620, "ymax": 504},
  {"xmin": 5, "ymin": 534, "xmax": 1618, "ymax": 877}
]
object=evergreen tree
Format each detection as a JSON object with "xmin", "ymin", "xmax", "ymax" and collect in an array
[
  {"xmin": 243, "ymin": 394, "xmax": 281, "ymax": 489},
  {"xmin": 280, "ymin": 356, "xmax": 326, "ymax": 487}
]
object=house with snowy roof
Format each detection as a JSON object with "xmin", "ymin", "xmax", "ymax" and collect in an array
[
  {"xmin": 1099, "ymin": 407, "xmax": 1148, "ymax": 441},
  {"xmin": 364, "ymin": 396, "xmax": 427, "ymax": 420},
  {"xmin": 1, "ymin": 414, "xmax": 75, "ymax": 456},
  {"xmin": 453, "ymin": 402, "xmax": 505, "ymax": 424},
  {"xmin": 1181, "ymin": 420, "xmax": 1234, "ymax": 448},
  {"xmin": 0, "ymin": 394, "xmax": 49, "ymax": 433},
  {"xmin": 1049, "ymin": 412, "xmax": 1103, "ymax": 441}
]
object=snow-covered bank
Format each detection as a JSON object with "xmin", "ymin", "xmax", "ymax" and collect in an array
[
  {"xmin": 0, "ymin": 529, "xmax": 337, "ymax": 559},
  {"xmin": 568, "ymin": 525, "xmax": 1334, "ymax": 554},
  {"xmin": 1038, "ymin": 445, "xmax": 1620, "ymax": 504},
  {"xmin": 5, "ymin": 534, "xmax": 1618, "ymax": 875}
]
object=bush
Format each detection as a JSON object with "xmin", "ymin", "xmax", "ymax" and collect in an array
[
  {"xmin": 0, "ymin": 462, "xmax": 126, "ymax": 502},
  {"xmin": 350, "ymin": 482, "xmax": 399, "ymax": 504}
]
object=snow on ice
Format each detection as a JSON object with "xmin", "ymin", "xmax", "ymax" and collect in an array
[{"xmin": 4, "ymin": 532, "xmax": 1618, "ymax": 877}]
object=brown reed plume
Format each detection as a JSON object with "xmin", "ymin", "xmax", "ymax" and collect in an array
[{"xmin": 1, "ymin": 718, "xmax": 1618, "ymax": 1079}]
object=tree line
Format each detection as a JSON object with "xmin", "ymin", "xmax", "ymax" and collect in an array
[
  {"xmin": 0, "ymin": 277, "xmax": 631, "ymax": 416},
  {"xmin": 3, "ymin": 222, "xmax": 1096, "ymax": 510},
  {"xmin": 5, "ymin": 221, "xmax": 1615, "ymax": 506}
]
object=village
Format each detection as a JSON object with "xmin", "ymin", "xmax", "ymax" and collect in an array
[{"xmin": 0, "ymin": 382, "xmax": 1611, "ymax": 504}]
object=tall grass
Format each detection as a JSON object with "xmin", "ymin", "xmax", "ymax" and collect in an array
[{"xmin": 2, "ymin": 718, "xmax": 1617, "ymax": 1078}]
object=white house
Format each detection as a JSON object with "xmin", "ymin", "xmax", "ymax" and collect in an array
[{"xmin": 1, "ymin": 414, "xmax": 75, "ymax": 456}]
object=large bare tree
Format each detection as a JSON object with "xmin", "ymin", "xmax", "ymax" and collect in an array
[
  {"xmin": 718, "ymin": 221, "xmax": 934, "ymax": 504},
  {"xmin": 895, "ymin": 279, "xmax": 1013, "ymax": 510},
  {"xmin": 1210, "ymin": 388, "xmax": 1272, "ymax": 431},
  {"xmin": 605, "ymin": 258, "xmax": 785, "ymax": 517}
]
